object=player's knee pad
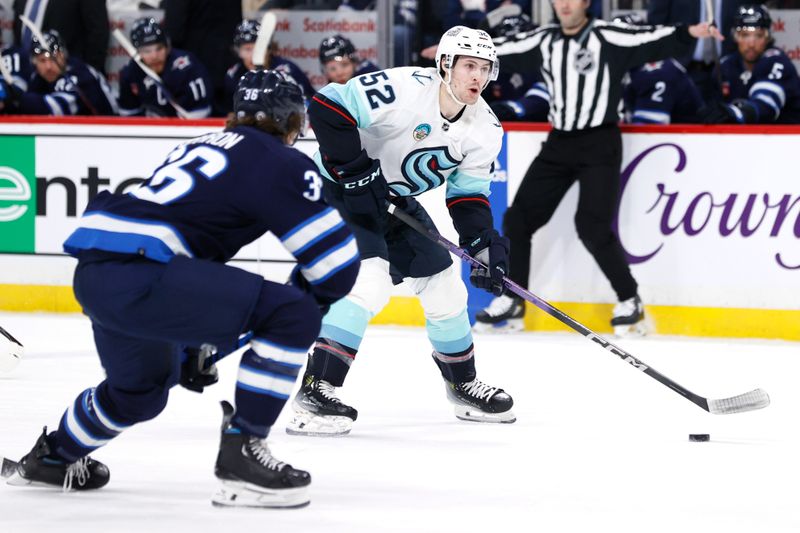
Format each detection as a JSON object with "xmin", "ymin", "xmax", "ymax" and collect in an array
[
  {"xmin": 343, "ymin": 257, "xmax": 392, "ymax": 316},
  {"xmin": 251, "ymin": 291, "xmax": 321, "ymax": 350},
  {"xmin": 408, "ymin": 262, "xmax": 467, "ymax": 321}
]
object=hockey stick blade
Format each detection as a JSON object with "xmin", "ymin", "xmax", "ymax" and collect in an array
[
  {"xmin": 1, "ymin": 457, "xmax": 19, "ymax": 478},
  {"xmin": 707, "ymin": 388, "xmax": 770, "ymax": 415},
  {"xmin": 252, "ymin": 12, "xmax": 277, "ymax": 68},
  {"xmin": 387, "ymin": 202, "xmax": 770, "ymax": 415}
]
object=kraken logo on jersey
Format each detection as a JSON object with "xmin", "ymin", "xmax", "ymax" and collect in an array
[{"xmin": 389, "ymin": 146, "xmax": 461, "ymax": 196}]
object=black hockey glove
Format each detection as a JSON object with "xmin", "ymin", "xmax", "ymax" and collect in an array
[
  {"xmin": 699, "ymin": 101, "xmax": 739, "ymax": 124},
  {"xmin": 465, "ymin": 229, "xmax": 510, "ymax": 296},
  {"xmin": 289, "ymin": 265, "xmax": 332, "ymax": 315},
  {"xmin": 327, "ymin": 150, "xmax": 388, "ymax": 217},
  {"xmin": 490, "ymin": 100, "xmax": 524, "ymax": 122},
  {"xmin": 179, "ymin": 344, "xmax": 219, "ymax": 393}
]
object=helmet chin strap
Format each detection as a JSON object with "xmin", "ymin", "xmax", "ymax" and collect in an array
[{"xmin": 441, "ymin": 67, "xmax": 470, "ymax": 107}]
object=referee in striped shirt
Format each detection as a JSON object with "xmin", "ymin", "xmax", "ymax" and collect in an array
[{"xmin": 477, "ymin": 0, "xmax": 722, "ymax": 335}]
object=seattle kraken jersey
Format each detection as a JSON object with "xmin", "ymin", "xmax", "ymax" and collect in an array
[
  {"xmin": 21, "ymin": 57, "xmax": 118, "ymax": 116},
  {"xmin": 119, "ymin": 48, "xmax": 213, "ymax": 118},
  {"xmin": 1, "ymin": 45, "xmax": 32, "ymax": 92},
  {"xmin": 314, "ymin": 66, "xmax": 503, "ymax": 200},
  {"xmin": 623, "ymin": 58, "xmax": 703, "ymax": 124},
  {"xmin": 224, "ymin": 56, "xmax": 315, "ymax": 113},
  {"xmin": 719, "ymin": 47, "xmax": 800, "ymax": 124},
  {"xmin": 63, "ymin": 126, "xmax": 359, "ymax": 303}
]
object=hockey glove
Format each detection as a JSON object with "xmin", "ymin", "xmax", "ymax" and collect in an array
[
  {"xmin": 465, "ymin": 229, "xmax": 510, "ymax": 296},
  {"xmin": 490, "ymin": 100, "xmax": 524, "ymax": 122},
  {"xmin": 179, "ymin": 344, "xmax": 219, "ymax": 393},
  {"xmin": 327, "ymin": 150, "xmax": 388, "ymax": 217},
  {"xmin": 699, "ymin": 101, "xmax": 740, "ymax": 124}
]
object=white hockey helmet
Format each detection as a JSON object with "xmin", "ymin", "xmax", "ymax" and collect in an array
[{"xmin": 435, "ymin": 26, "xmax": 500, "ymax": 89}]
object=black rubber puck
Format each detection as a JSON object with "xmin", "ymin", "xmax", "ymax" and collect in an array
[{"xmin": 689, "ymin": 434, "xmax": 710, "ymax": 442}]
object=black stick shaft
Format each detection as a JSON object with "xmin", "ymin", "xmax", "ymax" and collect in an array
[{"xmin": 387, "ymin": 204, "xmax": 711, "ymax": 412}]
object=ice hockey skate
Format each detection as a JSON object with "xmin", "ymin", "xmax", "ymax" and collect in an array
[
  {"xmin": 212, "ymin": 401, "xmax": 310, "ymax": 509},
  {"xmin": 445, "ymin": 378, "xmax": 516, "ymax": 423},
  {"xmin": 611, "ymin": 295, "xmax": 646, "ymax": 337},
  {"xmin": 285, "ymin": 375, "xmax": 358, "ymax": 437},
  {"xmin": 6, "ymin": 428, "xmax": 110, "ymax": 491},
  {"xmin": 473, "ymin": 294, "xmax": 525, "ymax": 334}
]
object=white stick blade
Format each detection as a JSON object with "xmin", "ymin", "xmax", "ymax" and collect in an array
[
  {"xmin": 708, "ymin": 388, "xmax": 770, "ymax": 415},
  {"xmin": 252, "ymin": 12, "xmax": 277, "ymax": 68}
]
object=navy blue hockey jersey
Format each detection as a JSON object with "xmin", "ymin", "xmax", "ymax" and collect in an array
[
  {"xmin": 623, "ymin": 58, "xmax": 703, "ymax": 124},
  {"xmin": 20, "ymin": 57, "xmax": 118, "ymax": 116},
  {"xmin": 1, "ymin": 45, "xmax": 32, "ymax": 92},
  {"xmin": 119, "ymin": 48, "xmax": 213, "ymax": 118},
  {"xmin": 63, "ymin": 126, "xmax": 360, "ymax": 304},
  {"xmin": 719, "ymin": 47, "xmax": 800, "ymax": 124},
  {"xmin": 224, "ymin": 57, "xmax": 315, "ymax": 113}
]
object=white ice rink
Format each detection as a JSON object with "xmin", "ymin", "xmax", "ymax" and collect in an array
[{"xmin": 0, "ymin": 311, "xmax": 798, "ymax": 533}]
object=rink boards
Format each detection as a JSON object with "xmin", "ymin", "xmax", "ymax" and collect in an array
[{"xmin": 0, "ymin": 118, "xmax": 797, "ymax": 340}]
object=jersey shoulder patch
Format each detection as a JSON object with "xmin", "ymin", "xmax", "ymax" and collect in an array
[{"xmin": 172, "ymin": 55, "xmax": 192, "ymax": 71}]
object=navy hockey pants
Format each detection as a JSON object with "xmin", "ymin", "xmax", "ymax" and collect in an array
[{"xmin": 47, "ymin": 251, "xmax": 321, "ymax": 461}]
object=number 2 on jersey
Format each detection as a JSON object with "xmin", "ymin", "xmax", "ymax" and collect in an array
[
  {"xmin": 132, "ymin": 145, "xmax": 228, "ymax": 205},
  {"xmin": 358, "ymin": 71, "xmax": 396, "ymax": 109}
]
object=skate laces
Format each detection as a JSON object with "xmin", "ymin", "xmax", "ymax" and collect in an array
[
  {"xmin": 485, "ymin": 295, "xmax": 516, "ymax": 317},
  {"xmin": 460, "ymin": 379, "xmax": 498, "ymax": 400},
  {"xmin": 315, "ymin": 380, "xmax": 342, "ymax": 403},
  {"xmin": 247, "ymin": 437, "xmax": 286, "ymax": 472},
  {"xmin": 63, "ymin": 457, "xmax": 90, "ymax": 492}
]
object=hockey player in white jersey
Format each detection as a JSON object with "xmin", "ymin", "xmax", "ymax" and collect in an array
[{"xmin": 287, "ymin": 26, "xmax": 516, "ymax": 436}]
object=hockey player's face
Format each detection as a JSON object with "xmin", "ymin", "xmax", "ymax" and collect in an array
[
  {"xmin": 323, "ymin": 58, "xmax": 356, "ymax": 84},
  {"xmin": 32, "ymin": 52, "xmax": 63, "ymax": 83},
  {"xmin": 735, "ymin": 28, "xmax": 769, "ymax": 63},
  {"xmin": 450, "ymin": 56, "xmax": 492, "ymax": 105},
  {"xmin": 553, "ymin": 0, "xmax": 590, "ymax": 31},
  {"xmin": 139, "ymin": 44, "xmax": 168, "ymax": 74}
]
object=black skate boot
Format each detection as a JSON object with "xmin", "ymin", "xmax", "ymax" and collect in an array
[
  {"xmin": 446, "ymin": 379, "xmax": 516, "ymax": 423},
  {"xmin": 611, "ymin": 295, "xmax": 646, "ymax": 337},
  {"xmin": 6, "ymin": 428, "xmax": 109, "ymax": 491},
  {"xmin": 286, "ymin": 374, "xmax": 358, "ymax": 437},
  {"xmin": 212, "ymin": 401, "xmax": 310, "ymax": 508},
  {"xmin": 473, "ymin": 295, "xmax": 525, "ymax": 333}
]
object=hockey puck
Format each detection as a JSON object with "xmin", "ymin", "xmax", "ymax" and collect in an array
[{"xmin": 689, "ymin": 434, "xmax": 710, "ymax": 442}]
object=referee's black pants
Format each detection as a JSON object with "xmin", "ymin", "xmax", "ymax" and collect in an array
[{"xmin": 502, "ymin": 124, "xmax": 638, "ymax": 302}]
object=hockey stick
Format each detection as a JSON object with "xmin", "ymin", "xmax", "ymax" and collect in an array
[
  {"xmin": 252, "ymin": 12, "xmax": 277, "ymax": 68},
  {"xmin": 704, "ymin": 0, "xmax": 724, "ymax": 94},
  {"xmin": 387, "ymin": 203, "xmax": 770, "ymax": 415},
  {"xmin": 112, "ymin": 28, "xmax": 191, "ymax": 118},
  {"xmin": 19, "ymin": 15, "xmax": 100, "ymax": 115}
]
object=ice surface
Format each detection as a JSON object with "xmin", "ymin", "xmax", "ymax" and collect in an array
[{"xmin": 0, "ymin": 312, "xmax": 798, "ymax": 533}]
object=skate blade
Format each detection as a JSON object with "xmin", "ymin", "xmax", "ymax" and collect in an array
[
  {"xmin": 613, "ymin": 320, "xmax": 647, "ymax": 338},
  {"xmin": 285, "ymin": 408, "xmax": 353, "ymax": 437},
  {"xmin": 211, "ymin": 480, "xmax": 309, "ymax": 509},
  {"xmin": 453, "ymin": 405, "xmax": 516, "ymax": 424},
  {"xmin": 472, "ymin": 318, "xmax": 524, "ymax": 334}
]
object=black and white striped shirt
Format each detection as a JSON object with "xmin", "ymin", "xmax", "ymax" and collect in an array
[{"xmin": 493, "ymin": 19, "xmax": 695, "ymax": 131}]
